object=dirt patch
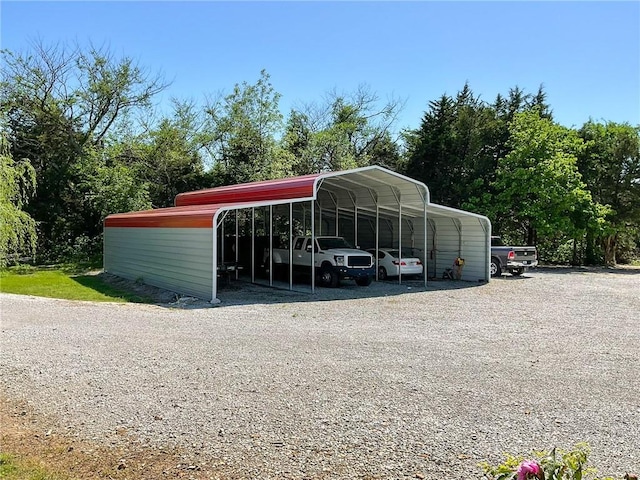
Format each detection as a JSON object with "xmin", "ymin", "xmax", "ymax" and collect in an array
[{"xmin": 0, "ymin": 397, "xmax": 222, "ymax": 479}]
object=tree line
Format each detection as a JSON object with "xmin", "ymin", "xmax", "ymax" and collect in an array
[{"xmin": 1, "ymin": 42, "xmax": 638, "ymax": 267}]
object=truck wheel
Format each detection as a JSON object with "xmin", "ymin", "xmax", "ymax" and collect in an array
[
  {"xmin": 378, "ymin": 266, "xmax": 387, "ymax": 281},
  {"xmin": 355, "ymin": 276, "xmax": 372, "ymax": 287},
  {"xmin": 490, "ymin": 257, "xmax": 502, "ymax": 277},
  {"xmin": 511, "ymin": 268, "xmax": 524, "ymax": 276},
  {"xmin": 320, "ymin": 266, "xmax": 339, "ymax": 288}
]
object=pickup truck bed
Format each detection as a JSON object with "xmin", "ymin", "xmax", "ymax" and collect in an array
[{"xmin": 491, "ymin": 236, "xmax": 538, "ymax": 277}]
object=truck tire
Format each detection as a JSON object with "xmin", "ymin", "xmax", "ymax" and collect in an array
[
  {"xmin": 490, "ymin": 257, "xmax": 502, "ymax": 277},
  {"xmin": 355, "ymin": 276, "xmax": 372, "ymax": 287},
  {"xmin": 320, "ymin": 265, "xmax": 339, "ymax": 288}
]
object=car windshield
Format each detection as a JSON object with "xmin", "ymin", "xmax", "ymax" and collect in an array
[{"xmin": 317, "ymin": 237, "xmax": 353, "ymax": 250}]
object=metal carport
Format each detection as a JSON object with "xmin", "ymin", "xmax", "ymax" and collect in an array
[{"xmin": 104, "ymin": 166, "xmax": 491, "ymax": 303}]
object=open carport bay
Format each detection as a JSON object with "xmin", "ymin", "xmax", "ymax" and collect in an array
[
  {"xmin": 1, "ymin": 268, "xmax": 638, "ymax": 479},
  {"xmin": 104, "ymin": 166, "xmax": 491, "ymax": 303}
]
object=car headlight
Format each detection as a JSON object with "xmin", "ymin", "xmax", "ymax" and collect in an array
[{"xmin": 334, "ymin": 255, "xmax": 344, "ymax": 266}]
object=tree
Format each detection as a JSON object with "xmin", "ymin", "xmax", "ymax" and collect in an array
[
  {"xmin": 204, "ymin": 70, "xmax": 287, "ymax": 184},
  {"xmin": 122, "ymin": 100, "xmax": 211, "ymax": 207},
  {"xmin": 404, "ymin": 83, "xmax": 553, "ymax": 210},
  {"xmin": 0, "ymin": 132, "xmax": 36, "ymax": 266},
  {"xmin": 0, "ymin": 41, "xmax": 167, "ymax": 260},
  {"xmin": 577, "ymin": 121, "xmax": 640, "ymax": 264},
  {"xmin": 489, "ymin": 110, "xmax": 605, "ymax": 259},
  {"xmin": 284, "ymin": 85, "xmax": 404, "ymax": 174}
]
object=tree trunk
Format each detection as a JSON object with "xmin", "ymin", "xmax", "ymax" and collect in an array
[
  {"xmin": 602, "ymin": 234, "xmax": 617, "ymax": 266},
  {"xmin": 585, "ymin": 230, "xmax": 597, "ymax": 265}
]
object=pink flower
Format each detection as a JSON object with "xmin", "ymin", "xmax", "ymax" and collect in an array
[{"xmin": 517, "ymin": 460, "xmax": 542, "ymax": 480}]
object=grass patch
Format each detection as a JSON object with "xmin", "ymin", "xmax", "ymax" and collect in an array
[
  {"xmin": 0, "ymin": 267, "xmax": 152, "ymax": 303},
  {"xmin": 0, "ymin": 453, "xmax": 64, "ymax": 480}
]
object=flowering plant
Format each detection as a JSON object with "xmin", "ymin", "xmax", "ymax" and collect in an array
[{"xmin": 480, "ymin": 443, "xmax": 620, "ymax": 480}]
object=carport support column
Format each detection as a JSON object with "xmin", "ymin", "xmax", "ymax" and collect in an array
[
  {"xmin": 311, "ymin": 199, "xmax": 315, "ymax": 293},
  {"xmin": 235, "ymin": 210, "xmax": 239, "ymax": 280},
  {"xmin": 289, "ymin": 202, "xmax": 293, "ymax": 291},
  {"xmin": 354, "ymin": 206, "xmax": 358, "ymax": 248},
  {"xmin": 211, "ymin": 213, "xmax": 219, "ymax": 304},
  {"xmin": 251, "ymin": 208, "xmax": 255, "ymax": 284},
  {"xmin": 221, "ymin": 217, "xmax": 225, "ymax": 264},
  {"xmin": 375, "ymin": 203, "xmax": 379, "ymax": 281},
  {"xmin": 269, "ymin": 205, "xmax": 273, "ymax": 287},
  {"xmin": 423, "ymin": 202, "xmax": 428, "ymax": 288},
  {"xmin": 398, "ymin": 200, "xmax": 402, "ymax": 286}
]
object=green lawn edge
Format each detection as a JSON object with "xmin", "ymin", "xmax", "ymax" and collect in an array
[{"xmin": 0, "ymin": 266, "xmax": 153, "ymax": 303}]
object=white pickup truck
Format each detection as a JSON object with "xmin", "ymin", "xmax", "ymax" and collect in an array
[{"xmin": 263, "ymin": 236, "xmax": 375, "ymax": 287}]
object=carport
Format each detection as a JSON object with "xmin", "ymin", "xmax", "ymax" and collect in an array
[{"xmin": 104, "ymin": 166, "xmax": 491, "ymax": 303}]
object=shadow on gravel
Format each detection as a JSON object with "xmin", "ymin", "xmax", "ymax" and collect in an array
[
  {"xmin": 213, "ymin": 276, "xmax": 487, "ymax": 307},
  {"xmin": 535, "ymin": 266, "xmax": 640, "ymax": 276},
  {"xmin": 85, "ymin": 266, "xmax": 639, "ymax": 309},
  {"xmin": 94, "ymin": 271, "xmax": 488, "ymax": 309},
  {"xmin": 490, "ymin": 274, "xmax": 533, "ymax": 281}
]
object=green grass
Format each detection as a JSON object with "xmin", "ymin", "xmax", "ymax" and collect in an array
[
  {"xmin": 0, "ymin": 266, "xmax": 152, "ymax": 303},
  {"xmin": 0, "ymin": 453, "xmax": 61, "ymax": 480}
]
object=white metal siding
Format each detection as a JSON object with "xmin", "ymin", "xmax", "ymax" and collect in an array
[
  {"xmin": 104, "ymin": 227, "xmax": 214, "ymax": 300},
  {"xmin": 432, "ymin": 218, "xmax": 460, "ymax": 278},
  {"xmin": 458, "ymin": 218, "xmax": 489, "ymax": 282},
  {"xmin": 429, "ymin": 217, "xmax": 488, "ymax": 281}
]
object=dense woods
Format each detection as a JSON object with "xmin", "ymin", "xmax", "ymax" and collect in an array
[{"xmin": 1, "ymin": 43, "xmax": 638, "ymax": 266}]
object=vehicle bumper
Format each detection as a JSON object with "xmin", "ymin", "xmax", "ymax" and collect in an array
[
  {"xmin": 394, "ymin": 265, "xmax": 424, "ymax": 276},
  {"xmin": 336, "ymin": 266, "xmax": 375, "ymax": 279},
  {"xmin": 507, "ymin": 260, "xmax": 538, "ymax": 269}
]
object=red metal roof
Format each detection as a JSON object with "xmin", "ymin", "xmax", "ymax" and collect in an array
[
  {"xmin": 104, "ymin": 204, "xmax": 221, "ymax": 228},
  {"xmin": 175, "ymin": 173, "xmax": 321, "ymax": 207}
]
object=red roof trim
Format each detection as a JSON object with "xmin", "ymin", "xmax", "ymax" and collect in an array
[
  {"xmin": 105, "ymin": 205, "xmax": 220, "ymax": 228},
  {"xmin": 175, "ymin": 173, "xmax": 321, "ymax": 207}
]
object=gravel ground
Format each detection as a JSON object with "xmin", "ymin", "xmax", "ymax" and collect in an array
[{"xmin": 1, "ymin": 268, "xmax": 639, "ymax": 479}]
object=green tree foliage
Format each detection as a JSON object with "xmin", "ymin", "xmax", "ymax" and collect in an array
[
  {"xmin": 577, "ymin": 121, "xmax": 640, "ymax": 264},
  {"xmin": 404, "ymin": 83, "xmax": 551, "ymax": 209},
  {"xmin": 283, "ymin": 85, "xmax": 403, "ymax": 174},
  {"xmin": 0, "ymin": 133, "xmax": 37, "ymax": 266},
  {"xmin": 1, "ymin": 39, "xmax": 636, "ymax": 267},
  {"xmin": 204, "ymin": 70, "xmax": 289, "ymax": 184},
  {"xmin": 0, "ymin": 42, "xmax": 166, "ymax": 260},
  {"xmin": 488, "ymin": 110, "xmax": 607, "ymax": 261},
  {"xmin": 116, "ymin": 100, "xmax": 211, "ymax": 207}
]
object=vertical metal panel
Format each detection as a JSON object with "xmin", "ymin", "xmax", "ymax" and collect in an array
[
  {"xmin": 457, "ymin": 218, "xmax": 490, "ymax": 281},
  {"xmin": 104, "ymin": 227, "xmax": 213, "ymax": 300},
  {"xmin": 430, "ymin": 217, "xmax": 487, "ymax": 281}
]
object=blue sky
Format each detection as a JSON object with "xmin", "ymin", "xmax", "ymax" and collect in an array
[{"xmin": 2, "ymin": 1, "xmax": 639, "ymax": 132}]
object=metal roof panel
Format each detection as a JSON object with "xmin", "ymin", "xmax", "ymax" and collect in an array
[{"xmin": 175, "ymin": 173, "xmax": 321, "ymax": 207}]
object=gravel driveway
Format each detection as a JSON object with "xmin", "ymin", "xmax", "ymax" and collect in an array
[{"xmin": 1, "ymin": 268, "xmax": 639, "ymax": 479}]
